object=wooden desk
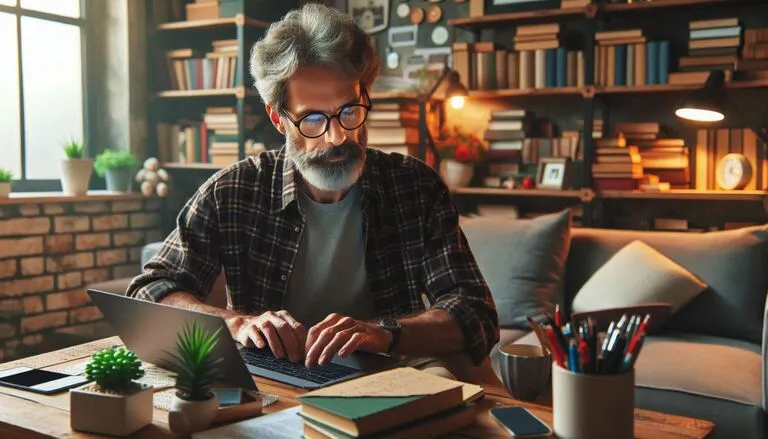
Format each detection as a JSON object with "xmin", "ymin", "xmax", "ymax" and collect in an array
[{"xmin": 0, "ymin": 337, "xmax": 714, "ymax": 439}]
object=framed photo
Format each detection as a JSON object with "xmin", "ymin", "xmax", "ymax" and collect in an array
[{"xmin": 536, "ymin": 157, "xmax": 572, "ymax": 190}]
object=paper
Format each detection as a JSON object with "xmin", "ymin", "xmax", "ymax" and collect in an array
[
  {"xmin": 300, "ymin": 367, "xmax": 462, "ymax": 398},
  {"xmin": 191, "ymin": 406, "xmax": 303, "ymax": 439}
]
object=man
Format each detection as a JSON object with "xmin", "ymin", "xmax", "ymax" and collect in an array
[{"xmin": 126, "ymin": 3, "xmax": 499, "ymax": 381}]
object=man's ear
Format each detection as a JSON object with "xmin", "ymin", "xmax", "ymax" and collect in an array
[{"xmin": 265, "ymin": 104, "xmax": 285, "ymax": 134}]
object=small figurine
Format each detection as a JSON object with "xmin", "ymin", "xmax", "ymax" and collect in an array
[{"xmin": 135, "ymin": 158, "xmax": 170, "ymax": 197}]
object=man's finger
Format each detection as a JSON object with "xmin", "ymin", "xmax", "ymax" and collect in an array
[
  {"xmin": 306, "ymin": 313, "xmax": 341, "ymax": 352},
  {"xmin": 339, "ymin": 332, "xmax": 364, "ymax": 358},
  {"xmin": 277, "ymin": 310, "xmax": 307, "ymax": 358},
  {"xmin": 306, "ymin": 318, "xmax": 356, "ymax": 367},
  {"xmin": 319, "ymin": 327, "xmax": 359, "ymax": 366},
  {"xmin": 258, "ymin": 320, "xmax": 285, "ymax": 359},
  {"xmin": 270, "ymin": 316, "xmax": 302, "ymax": 363},
  {"xmin": 245, "ymin": 324, "xmax": 265, "ymax": 349}
]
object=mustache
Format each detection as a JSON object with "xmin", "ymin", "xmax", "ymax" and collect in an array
[{"xmin": 299, "ymin": 142, "xmax": 364, "ymax": 165}]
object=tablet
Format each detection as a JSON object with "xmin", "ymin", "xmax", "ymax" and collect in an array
[{"xmin": 0, "ymin": 366, "xmax": 90, "ymax": 395}]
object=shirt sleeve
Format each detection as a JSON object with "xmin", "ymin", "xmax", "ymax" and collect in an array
[
  {"xmin": 421, "ymin": 176, "xmax": 500, "ymax": 366},
  {"xmin": 125, "ymin": 183, "xmax": 222, "ymax": 304}
]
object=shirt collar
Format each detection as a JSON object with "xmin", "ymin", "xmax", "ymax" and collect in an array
[{"xmin": 271, "ymin": 147, "xmax": 384, "ymax": 214}]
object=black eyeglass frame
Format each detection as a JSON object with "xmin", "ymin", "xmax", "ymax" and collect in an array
[{"xmin": 279, "ymin": 87, "xmax": 373, "ymax": 139}]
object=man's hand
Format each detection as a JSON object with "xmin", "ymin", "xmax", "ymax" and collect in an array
[
  {"xmin": 226, "ymin": 310, "xmax": 307, "ymax": 363},
  {"xmin": 305, "ymin": 313, "xmax": 391, "ymax": 368}
]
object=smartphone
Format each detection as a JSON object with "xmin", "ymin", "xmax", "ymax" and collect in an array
[
  {"xmin": 0, "ymin": 366, "xmax": 89, "ymax": 395},
  {"xmin": 490, "ymin": 406, "xmax": 552, "ymax": 438}
]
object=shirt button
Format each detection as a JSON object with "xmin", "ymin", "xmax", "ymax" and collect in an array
[
  {"xmin": 294, "ymin": 226, "xmax": 300, "ymax": 232},
  {"xmin": 281, "ymin": 274, "xmax": 287, "ymax": 281}
]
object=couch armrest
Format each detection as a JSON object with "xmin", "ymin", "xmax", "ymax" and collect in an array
[{"xmin": 762, "ymin": 292, "xmax": 768, "ymax": 410}]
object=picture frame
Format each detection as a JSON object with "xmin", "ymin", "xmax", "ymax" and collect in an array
[{"xmin": 536, "ymin": 157, "xmax": 572, "ymax": 190}]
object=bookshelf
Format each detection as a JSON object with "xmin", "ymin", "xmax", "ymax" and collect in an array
[{"xmin": 440, "ymin": 0, "xmax": 768, "ymax": 230}]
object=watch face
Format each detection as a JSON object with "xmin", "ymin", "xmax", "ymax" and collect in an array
[{"xmin": 380, "ymin": 318, "xmax": 400, "ymax": 330}]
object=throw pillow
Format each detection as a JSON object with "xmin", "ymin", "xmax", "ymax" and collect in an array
[
  {"xmin": 571, "ymin": 240, "xmax": 708, "ymax": 319},
  {"xmin": 460, "ymin": 209, "xmax": 572, "ymax": 330}
]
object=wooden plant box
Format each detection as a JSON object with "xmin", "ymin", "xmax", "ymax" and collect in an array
[{"xmin": 70, "ymin": 384, "xmax": 154, "ymax": 437}]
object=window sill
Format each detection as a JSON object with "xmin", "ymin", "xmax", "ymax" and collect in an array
[{"xmin": 0, "ymin": 191, "xmax": 148, "ymax": 205}]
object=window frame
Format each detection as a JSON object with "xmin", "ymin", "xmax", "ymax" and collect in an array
[{"xmin": 0, "ymin": 0, "xmax": 89, "ymax": 192}]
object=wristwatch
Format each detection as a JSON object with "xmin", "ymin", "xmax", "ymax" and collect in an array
[{"xmin": 379, "ymin": 318, "xmax": 402, "ymax": 354}]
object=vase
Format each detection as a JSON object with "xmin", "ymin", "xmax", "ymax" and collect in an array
[
  {"xmin": 0, "ymin": 182, "xmax": 10, "ymax": 197},
  {"xmin": 70, "ymin": 383, "xmax": 154, "ymax": 437},
  {"xmin": 60, "ymin": 158, "xmax": 93, "ymax": 195},
  {"xmin": 168, "ymin": 392, "xmax": 219, "ymax": 435},
  {"xmin": 105, "ymin": 168, "xmax": 134, "ymax": 192},
  {"xmin": 440, "ymin": 159, "xmax": 474, "ymax": 189}
]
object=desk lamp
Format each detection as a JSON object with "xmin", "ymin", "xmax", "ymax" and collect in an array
[{"xmin": 418, "ymin": 63, "xmax": 469, "ymax": 164}]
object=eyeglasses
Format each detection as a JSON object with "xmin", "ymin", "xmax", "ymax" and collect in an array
[{"xmin": 281, "ymin": 88, "xmax": 372, "ymax": 139}]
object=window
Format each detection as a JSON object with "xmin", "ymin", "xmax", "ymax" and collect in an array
[{"xmin": 0, "ymin": 0, "xmax": 85, "ymax": 189}]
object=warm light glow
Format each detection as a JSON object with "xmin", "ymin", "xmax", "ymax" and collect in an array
[
  {"xmin": 675, "ymin": 107, "xmax": 724, "ymax": 122},
  {"xmin": 449, "ymin": 96, "xmax": 465, "ymax": 109}
]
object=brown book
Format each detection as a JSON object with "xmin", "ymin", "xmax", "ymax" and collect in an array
[{"xmin": 689, "ymin": 37, "xmax": 741, "ymax": 50}]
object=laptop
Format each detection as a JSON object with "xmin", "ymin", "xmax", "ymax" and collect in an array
[{"xmin": 86, "ymin": 289, "xmax": 401, "ymax": 390}]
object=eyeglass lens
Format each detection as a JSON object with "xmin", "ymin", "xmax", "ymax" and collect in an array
[{"xmin": 298, "ymin": 105, "xmax": 368, "ymax": 138}]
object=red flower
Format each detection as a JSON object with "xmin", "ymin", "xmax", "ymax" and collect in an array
[{"xmin": 454, "ymin": 145, "xmax": 473, "ymax": 162}]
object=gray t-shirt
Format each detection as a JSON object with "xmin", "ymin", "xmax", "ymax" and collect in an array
[{"xmin": 282, "ymin": 184, "xmax": 375, "ymax": 327}]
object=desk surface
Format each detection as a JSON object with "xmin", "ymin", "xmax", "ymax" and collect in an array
[{"xmin": 0, "ymin": 337, "xmax": 714, "ymax": 439}]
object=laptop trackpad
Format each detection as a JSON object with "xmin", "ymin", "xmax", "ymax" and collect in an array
[{"xmin": 332, "ymin": 351, "xmax": 403, "ymax": 371}]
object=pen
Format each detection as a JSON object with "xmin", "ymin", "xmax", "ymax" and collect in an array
[
  {"xmin": 621, "ymin": 334, "xmax": 646, "ymax": 372},
  {"xmin": 526, "ymin": 316, "xmax": 551, "ymax": 355},
  {"xmin": 568, "ymin": 339, "xmax": 580, "ymax": 373},
  {"xmin": 578, "ymin": 339, "xmax": 591, "ymax": 374},
  {"xmin": 555, "ymin": 304, "xmax": 563, "ymax": 327},
  {"xmin": 545, "ymin": 326, "xmax": 566, "ymax": 368}
]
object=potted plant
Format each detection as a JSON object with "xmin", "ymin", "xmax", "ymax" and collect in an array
[
  {"xmin": 94, "ymin": 149, "xmax": 138, "ymax": 192},
  {"xmin": 437, "ymin": 125, "xmax": 485, "ymax": 188},
  {"xmin": 0, "ymin": 169, "xmax": 12, "ymax": 197},
  {"xmin": 70, "ymin": 347, "xmax": 153, "ymax": 436},
  {"xmin": 60, "ymin": 138, "xmax": 93, "ymax": 195},
  {"xmin": 165, "ymin": 322, "xmax": 224, "ymax": 435}
]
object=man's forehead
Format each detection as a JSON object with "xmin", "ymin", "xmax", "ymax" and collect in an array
[{"xmin": 286, "ymin": 68, "xmax": 360, "ymax": 112}]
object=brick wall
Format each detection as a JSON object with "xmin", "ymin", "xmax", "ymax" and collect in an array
[{"xmin": 0, "ymin": 195, "xmax": 165, "ymax": 362}]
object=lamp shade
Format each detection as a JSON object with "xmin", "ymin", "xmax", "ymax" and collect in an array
[
  {"xmin": 445, "ymin": 71, "xmax": 469, "ymax": 109},
  {"xmin": 674, "ymin": 70, "xmax": 726, "ymax": 122}
]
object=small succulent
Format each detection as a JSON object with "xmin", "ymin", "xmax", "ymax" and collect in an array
[
  {"xmin": 0, "ymin": 169, "xmax": 12, "ymax": 182},
  {"xmin": 93, "ymin": 149, "xmax": 138, "ymax": 177},
  {"xmin": 63, "ymin": 138, "xmax": 85, "ymax": 159},
  {"xmin": 165, "ymin": 322, "xmax": 224, "ymax": 401},
  {"xmin": 84, "ymin": 347, "xmax": 145, "ymax": 394}
]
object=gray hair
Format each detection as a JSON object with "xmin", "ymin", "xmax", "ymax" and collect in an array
[{"xmin": 249, "ymin": 3, "xmax": 380, "ymax": 111}]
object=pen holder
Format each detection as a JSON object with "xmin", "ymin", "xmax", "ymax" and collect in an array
[{"xmin": 552, "ymin": 362, "xmax": 634, "ymax": 439}]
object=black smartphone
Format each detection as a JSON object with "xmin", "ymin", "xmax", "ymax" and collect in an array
[
  {"xmin": 0, "ymin": 366, "xmax": 89, "ymax": 395},
  {"xmin": 490, "ymin": 406, "xmax": 552, "ymax": 438}
]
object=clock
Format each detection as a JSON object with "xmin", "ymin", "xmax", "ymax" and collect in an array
[{"xmin": 716, "ymin": 153, "xmax": 752, "ymax": 190}]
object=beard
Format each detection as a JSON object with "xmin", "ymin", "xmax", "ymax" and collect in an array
[{"xmin": 286, "ymin": 131, "xmax": 366, "ymax": 192}]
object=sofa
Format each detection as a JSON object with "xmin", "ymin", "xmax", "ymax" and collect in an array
[{"xmin": 460, "ymin": 210, "xmax": 768, "ymax": 439}]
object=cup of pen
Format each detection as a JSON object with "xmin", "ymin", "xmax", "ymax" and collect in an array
[{"xmin": 552, "ymin": 362, "xmax": 634, "ymax": 439}]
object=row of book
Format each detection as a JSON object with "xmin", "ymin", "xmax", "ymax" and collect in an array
[
  {"xmin": 165, "ymin": 40, "xmax": 240, "ymax": 91},
  {"xmin": 366, "ymin": 100, "xmax": 420, "ymax": 157},
  {"xmin": 155, "ymin": 106, "xmax": 262, "ymax": 166},
  {"xmin": 593, "ymin": 29, "xmax": 669, "ymax": 86}
]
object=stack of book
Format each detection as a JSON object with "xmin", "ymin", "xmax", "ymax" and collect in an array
[
  {"xmin": 481, "ymin": 109, "xmax": 531, "ymax": 186},
  {"xmin": 297, "ymin": 367, "xmax": 483, "ymax": 439},
  {"xmin": 165, "ymin": 40, "xmax": 239, "ymax": 91},
  {"xmin": 592, "ymin": 136, "xmax": 643, "ymax": 191},
  {"xmin": 185, "ymin": 0, "xmax": 220, "ymax": 21},
  {"xmin": 615, "ymin": 123, "xmax": 689, "ymax": 189},
  {"xmin": 367, "ymin": 101, "xmax": 420, "ymax": 157},
  {"xmin": 594, "ymin": 29, "xmax": 670, "ymax": 86},
  {"xmin": 670, "ymin": 18, "xmax": 741, "ymax": 85},
  {"xmin": 513, "ymin": 23, "xmax": 584, "ymax": 89},
  {"xmin": 203, "ymin": 106, "xmax": 262, "ymax": 165},
  {"xmin": 738, "ymin": 26, "xmax": 768, "ymax": 78},
  {"xmin": 560, "ymin": 0, "xmax": 589, "ymax": 8}
]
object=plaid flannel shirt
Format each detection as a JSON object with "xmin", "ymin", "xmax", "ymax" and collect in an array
[{"xmin": 126, "ymin": 148, "xmax": 499, "ymax": 365}]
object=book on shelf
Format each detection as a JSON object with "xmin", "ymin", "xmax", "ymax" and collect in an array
[
  {"xmin": 594, "ymin": 29, "xmax": 669, "ymax": 86},
  {"xmin": 165, "ymin": 40, "xmax": 240, "ymax": 91},
  {"xmin": 367, "ymin": 101, "xmax": 424, "ymax": 158},
  {"xmin": 296, "ymin": 367, "xmax": 483, "ymax": 439},
  {"xmin": 669, "ymin": 18, "xmax": 742, "ymax": 85}
]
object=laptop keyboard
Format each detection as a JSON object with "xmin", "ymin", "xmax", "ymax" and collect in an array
[{"xmin": 239, "ymin": 346, "xmax": 359, "ymax": 385}]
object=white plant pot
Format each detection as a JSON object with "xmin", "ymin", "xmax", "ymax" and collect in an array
[
  {"xmin": 440, "ymin": 159, "xmax": 474, "ymax": 189},
  {"xmin": 70, "ymin": 383, "xmax": 154, "ymax": 437},
  {"xmin": 0, "ymin": 182, "xmax": 10, "ymax": 197},
  {"xmin": 60, "ymin": 158, "xmax": 93, "ymax": 195},
  {"xmin": 168, "ymin": 392, "xmax": 219, "ymax": 435}
]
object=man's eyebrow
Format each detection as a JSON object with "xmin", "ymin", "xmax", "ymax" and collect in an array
[{"xmin": 295, "ymin": 96, "xmax": 359, "ymax": 118}]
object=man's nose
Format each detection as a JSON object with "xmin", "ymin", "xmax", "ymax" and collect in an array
[{"xmin": 324, "ymin": 117, "xmax": 347, "ymax": 145}]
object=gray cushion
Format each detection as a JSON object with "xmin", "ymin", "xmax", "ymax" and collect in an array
[
  {"xmin": 461, "ymin": 209, "xmax": 572, "ymax": 330},
  {"xmin": 564, "ymin": 225, "xmax": 768, "ymax": 344}
]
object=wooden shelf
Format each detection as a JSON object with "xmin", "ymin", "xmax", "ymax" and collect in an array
[
  {"xmin": 601, "ymin": 0, "xmax": 756, "ymax": 13},
  {"xmin": 597, "ymin": 79, "xmax": 768, "ymax": 95},
  {"xmin": 163, "ymin": 163, "xmax": 225, "ymax": 171},
  {"xmin": 156, "ymin": 15, "xmax": 270, "ymax": 31},
  {"xmin": 599, "ymin": 189, "xmax": 767, "ymax": 202},
  {"xmin": 470, "ymin": 87, "xmax": 583, "ymax": 99},
  {"xmin": 452, "ymin": 187, "xmax": 584, "ymax": 198},
  {"xmin": 448, "ymin": 7, "xmax": 586, "ymax": 28},
  {"xmin": 154, "ymin": 87, "xmax": 257, "ymax": 98}
]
